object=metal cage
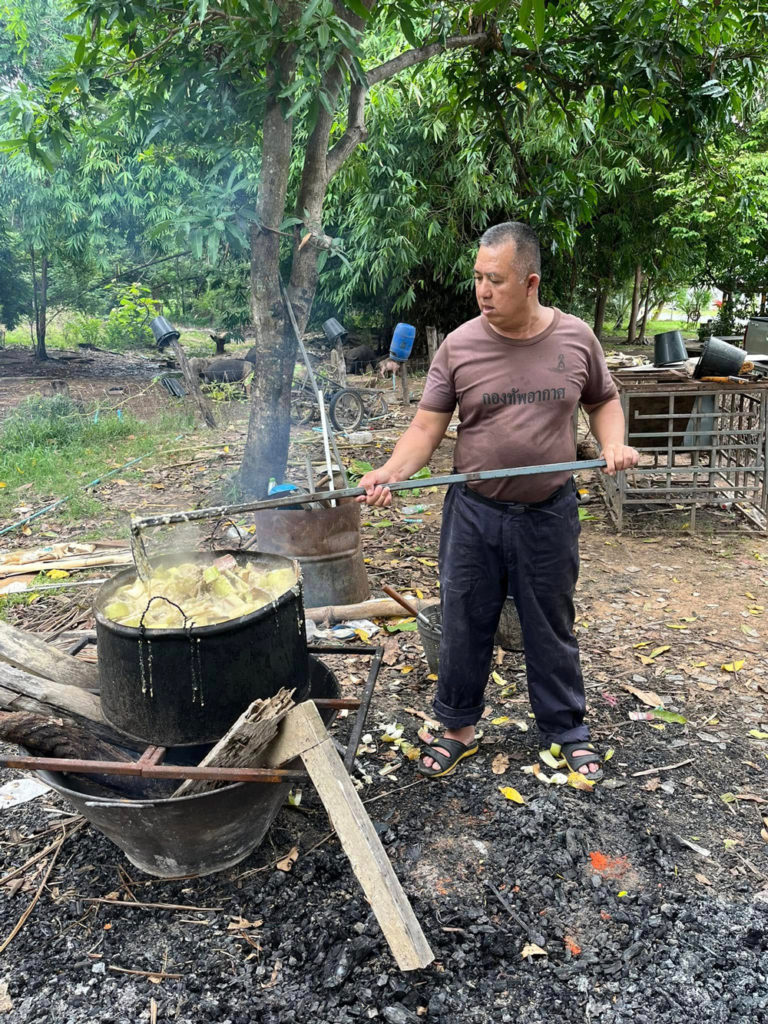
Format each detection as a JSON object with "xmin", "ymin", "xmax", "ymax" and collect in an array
[{"xmin": 599, "ymin": 374, "xmax": 768, "ymax": 532}]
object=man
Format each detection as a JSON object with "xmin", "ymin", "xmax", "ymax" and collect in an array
[{"xmin": 358, "ymin": 222, "xmax": 638, "ymax": 781}]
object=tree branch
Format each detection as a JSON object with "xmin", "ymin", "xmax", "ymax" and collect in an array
[
  {"xmin": 366, "ymin": 32, "xmax": 506, "ymax": 85},
  {"xmin": 327, "ymin": 32, "xmax": 502, "ymax": 180}
]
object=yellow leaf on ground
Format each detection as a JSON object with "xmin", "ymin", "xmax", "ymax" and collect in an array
[
  {"xmin": 721, "ymin": 660, "xmax": 745, "ymax": 672},
  {"xmin": 649, "ymin": 645, "xmax": 670, "ymax": 659},
  {"xmin": 521, "ymin": 943, "xmax": 547, "ymax": 957},
  {"xmin": 400, "ymin": 665, "xmax": 414, "ymax": 674},
  {"xmin": 499, "ymin": 786, "xmax": 525, "ymax": 804},
  {"xmin": 46, "ymin": 569, "xmax": 70, "ymax": 580},
  {"xmin": 567, "ymin": 772, "xmax": 596, "ymax": 791},
  {"xmin": 491, "ymin": 716, "xmax": 511, "ymax": 725},
  {"xmin": 426, "ymin": 673, "xmax": 438, "ymax": 681}
]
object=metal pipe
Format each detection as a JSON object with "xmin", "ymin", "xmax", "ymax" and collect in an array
[{"xmin": 130, "ymin": 459, "xmax": 608, "ymax": 534}]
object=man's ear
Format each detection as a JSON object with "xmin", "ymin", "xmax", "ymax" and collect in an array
[{"xmin": 526, "ymin": 273, "xmax": 540, "ymax": 297}]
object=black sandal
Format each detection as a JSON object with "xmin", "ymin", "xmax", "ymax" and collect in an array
[
  {"xmin": 417, "ymin": 737, "xmax": 479, "ymax": 779},
  {"xmin": 561, "ymin": 741, "xmax": 604, "ymax": 782}
]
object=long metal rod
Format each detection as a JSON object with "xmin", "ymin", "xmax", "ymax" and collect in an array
[
  {"xmin": 280, "ymin": 277, "xmax": 348, "ymax": 491},
  {"xmin": 130, "ymin": 459, "xmax": 608, "ymax": 533},
  {"xmin": 344, "ymin": 645, "xmax": 384, "ymax": 772}
]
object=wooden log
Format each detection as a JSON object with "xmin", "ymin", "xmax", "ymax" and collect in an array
[
  {"xmin": 173, "ymin": 688, "xmax": 295, "ymax": 797},
  {"xmin": 168, "ymin": 337, "xmax": 217, "ymax": 429},
  {"xmin": 0, "ymin": 621, "xmax": 99, "ymax": 691},
  {"xmin": 0, "ymin": 664, "xmax": 127, "ymax": 748},
  {"xmin": 260, "ymin": 701, "xmax": 434, "ymax": 972},
  {"xmin": 305, "ymin": 597, "xmax": 438, "ymax": 626},
  {"xmin": 399, "ymin": 362, "xmax": 409, "ymax": 406}
]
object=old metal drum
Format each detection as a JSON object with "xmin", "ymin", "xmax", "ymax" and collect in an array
[{"xmin": 250, "ymin": 501, "xmax": 370, "ymax": 607}]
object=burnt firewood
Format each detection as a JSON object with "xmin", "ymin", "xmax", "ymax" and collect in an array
[{"xmin": 0, "ymin": 711, "xmax": 171, "ymax": 799}]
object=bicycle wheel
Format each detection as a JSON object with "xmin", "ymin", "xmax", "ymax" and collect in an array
[
  {"xmin": 329, "ymin": 389, "xmax": 366, "ymax": 431},
  {"xmin": 364, "ymin": 392, "xmax": 389, "ymax": 421},
  {"xmin": 292, "ymin": 396, "xmax": 317, "ymax": 425}
]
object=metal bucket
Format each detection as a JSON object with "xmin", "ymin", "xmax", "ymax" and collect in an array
[
  {"xmin": 250, "ymin": 501, "xmax": 370, "ymax": 608},
  {"xmin": 94, "ymin": 549, "xmax": 309, "ymax": 747},
  {"xmin": 37, "ymin": 656, "xmax": 339, "ymax": 878},
  {"xmin": 417, "ymin": 598, "xmax": 523, "ymax": 674}
]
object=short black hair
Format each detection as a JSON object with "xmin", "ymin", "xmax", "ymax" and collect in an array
[{"xmin": 479, "ymin": 222, "xmax": 541, "ymax": 279}]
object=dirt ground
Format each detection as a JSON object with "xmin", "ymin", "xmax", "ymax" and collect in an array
[{"xmin": 0, "ymin": 351, "xmax": 767, "ymax": 1023}]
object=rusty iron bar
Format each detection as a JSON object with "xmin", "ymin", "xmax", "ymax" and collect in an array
[
  {"xmin": 2, "ymin": 754, "xmax": 307, "ymax": 785},
  {"xmin": 313, "ymin": 698, "xmax": 361, "ymax": 710}
]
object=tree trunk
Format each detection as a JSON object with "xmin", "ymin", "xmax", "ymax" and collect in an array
[
  {"xmin": 239, "ymin": 56, "xmax": 297, "ymax": 498},
  {"xmin": 627, "ymin": 263, "xmax": 642, "ymax": 344},
  {"xmin": 30, "ymin": 248, "xmax": 48, "ymax": 361},
  {"xmin": 36, "ymin": 254, "xmax": 48, "ymax": 360},
  {"xmin": 638, "ymin": 279, "xmax": 654, "ymax": 343},
  {"xmin": 593, "ymin": 284, "xmax": 608, "ymax": 341}
]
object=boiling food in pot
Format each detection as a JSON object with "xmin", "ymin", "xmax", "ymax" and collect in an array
[{"xmin": 103, "ymin": 555, "xmax": 297, "ymax": 628}]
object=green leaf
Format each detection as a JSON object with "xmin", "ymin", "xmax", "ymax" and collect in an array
[
  {"xmin": 652, "ymin": 709, "xmax": 687, "ymax": 724},
  {"xmin": 343, "ymin": 0, "xmax": 370, "ymax": 19},
  {"xmin": 533, "ymin": 0, "xmax": 545, "ymax": 43},
  {"xmin": 400, "ymin": 16, "xmax": 419, "ymax": 48},
  {"xmin": 74, "ymin": 36, "xmax": 86, "ymax": 64},
  {"xmin": 519, "ymin": 0, "xmax": 532, "ymax": 27}
]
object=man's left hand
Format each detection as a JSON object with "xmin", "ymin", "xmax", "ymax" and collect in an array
[{"xmin": 600, "ymin": 444, "xmax": 639, "ymax": 475}]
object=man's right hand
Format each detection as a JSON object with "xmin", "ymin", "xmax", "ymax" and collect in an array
[{"xmin": 357, "ymin": 467, "xmax": 396, "ymax": 507}]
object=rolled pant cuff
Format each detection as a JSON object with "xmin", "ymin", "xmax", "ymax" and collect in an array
[
  {"xmin": 433, "ymin": 698, "xmax": 486, "ymax": 730},
  {"xmin": 544, "ymin": 726, "xmax": 591, "ymax": 746}
]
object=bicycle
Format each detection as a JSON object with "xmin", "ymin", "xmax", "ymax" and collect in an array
[{"xmin": 291, "ymin": 365, "xmax": 389, "ymax": 431}]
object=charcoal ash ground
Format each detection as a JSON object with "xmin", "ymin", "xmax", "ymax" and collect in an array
[{"xmin": 2, "ymin": 712, "xmax": 767, "ymax": 1024}]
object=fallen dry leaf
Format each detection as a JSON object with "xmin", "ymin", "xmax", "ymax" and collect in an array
[
  {"xmin": 521, "ymin": 943, "xmax": 547, "ymax": 958},
  {"xmin": 492, "ymin": 753, "xmax": 511, "ymax": 775},
  {"xmin": 622, "ymin": 683, "xmax": 663, "ymax": 707},
  {"xmin": 276, "ymin": 846, "xmax": 299, "ymax": 872}
]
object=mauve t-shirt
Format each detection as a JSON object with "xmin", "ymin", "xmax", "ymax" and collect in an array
[{"xmin": 419, "ymin": 308, "xmax": 617, "ymax": 502}]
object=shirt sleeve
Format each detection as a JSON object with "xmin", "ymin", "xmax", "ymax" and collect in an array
[
  {"xmin": 580, "ymin": 329, "xmax": 619, "ymax": 406},
  {"xmin": 419, "ymin": 339, "xmax": 457, "ymax": 413}
]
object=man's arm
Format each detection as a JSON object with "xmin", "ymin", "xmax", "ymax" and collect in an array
[
  {"xmin": 357, "ymin": 409, "xmax": 453, "ymax": 506},
  {"xmin": 582, "ymin": 397, "xmax": 639, "ymax": 475}
]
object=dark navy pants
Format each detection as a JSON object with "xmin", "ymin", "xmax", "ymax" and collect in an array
[{"xmin": 435, "ymin": 478, "xmax": 589, "ymax": 745}]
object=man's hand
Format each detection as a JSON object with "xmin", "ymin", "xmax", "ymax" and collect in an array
[
  {"xmin": 357, "ymin": 467, "xmax": 396, "ymax": 507},
  {"xmin": 600, "ymin": 443, "xmax": 639, "ymax": 475}
]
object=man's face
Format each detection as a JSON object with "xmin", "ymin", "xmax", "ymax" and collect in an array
[{"xmin": 473, "ymin": 242, "xmax": 539, "ymax": 327}]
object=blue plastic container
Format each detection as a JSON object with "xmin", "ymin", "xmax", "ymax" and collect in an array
[{"xmin": 389, "ymin": 323, "xmax": 416, "ymax": 363}]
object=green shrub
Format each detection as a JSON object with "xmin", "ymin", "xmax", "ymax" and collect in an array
[
  {"xmin": 63, "ymin": 314, "xmax": 104, "ymax": 348},
  {"xmin": 101, "ymin": 283, "xmax": 161, "ymax": 352}
]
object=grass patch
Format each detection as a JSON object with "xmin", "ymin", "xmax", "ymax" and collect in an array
[{"xmin": 0, "ymin": 395, "xmax": 194, "ymax": 527}]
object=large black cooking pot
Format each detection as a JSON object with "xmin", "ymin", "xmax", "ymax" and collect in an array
[{"xmin": 94, "ymin": 550, "xmax": 309, "ymax": 747}]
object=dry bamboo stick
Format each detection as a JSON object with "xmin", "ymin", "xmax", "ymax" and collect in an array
[{"xmin": 305, "ymin": 596, "xmax": 438, "ymax": 625}]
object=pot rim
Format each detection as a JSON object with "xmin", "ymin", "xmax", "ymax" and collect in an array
[{"xmin": 93, "ymin": 548, "xmax": 302, "ymax": 640}]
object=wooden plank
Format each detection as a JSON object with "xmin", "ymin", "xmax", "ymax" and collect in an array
[
  {"xmin": 261, "ymin": 702, "xmax": 434, "ymax": 972},
  {"xmin": 173, "ymin": 688, "xmax": 295, "ymax": 797},
  {"xmin": 0, "ymin": 621, "xmax": 99, "ymax": 691}
]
